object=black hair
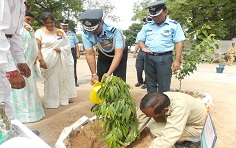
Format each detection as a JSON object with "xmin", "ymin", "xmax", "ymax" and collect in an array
[
  {"xmin": 163, "ymin": 5, "xmax": 167, "ymax": 10},
  {"xmin": 25, "ymin": 12, "xmax": 34, "ymax": 19},
  {"xmin": 140, "ymin": 92, "xmax": 170, "ymax": 114},
  {"xmin": 40, "ymin": 12, "xmax": 55, "ymax": 23}
]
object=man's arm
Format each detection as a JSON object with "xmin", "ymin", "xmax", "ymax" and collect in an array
[
  {"xmin": 75, "ymin": 43, "xmax": 80, "ymax": 59},
  {"xmin": 85, "ymin": 48, "xmax": 98, "ymax": 84},
  {"xmin": 171, "ymin": 41, "xmax": 182, "ymax": 72},
  {"xmin": 0, "ymin": 0, "xmax": 16, "ymax": 71},
  {"xmin": 133, "ymin": 44, "xmax": 139, "ymax": 58},
  {"xmin": 0, "ymin": 0, "xmax": 28, "ymax": 89},
  {"xmin": 149, "ymin": 106, "xmax": 189, "ymax": 148},
  {"xmin": 106, "ymin": 47, "xmax": 123, "ymax": 77},
  {"xmin": 105, "ymin": 29, "xmax": 125, "ymax": 77},
  {"xmin": 138, "ymin": 41, "xmax": 152, "ymax": 54}
]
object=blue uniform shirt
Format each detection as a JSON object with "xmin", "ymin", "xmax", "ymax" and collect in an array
[
  {"xmin": 138, "ymin": 16, "xmax": 186, "ymax": 53},
  {"xmin": 66, "ymin": 30, "xmax": 79, "ymax": 48},
  {"xmin": 82, "ymin": 22, "xmax": 125, "ymax": 51}
]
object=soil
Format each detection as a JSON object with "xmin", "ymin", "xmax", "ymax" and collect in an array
[
  {"xmin": 67, "ymin": 119, "xmax": 154, "ymax": 148},
  {"xmin": 25, "ymin": 54, "xmax": 236, "ymax": 148}
]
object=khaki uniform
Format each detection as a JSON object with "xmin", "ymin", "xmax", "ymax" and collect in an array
[
  {"xmin": 138, "ymin": 92, "xmax": 206, "ymax": 148},
  {"xmin": 227, "ymin": 46, "xmax": 235, "ymax": 65}
]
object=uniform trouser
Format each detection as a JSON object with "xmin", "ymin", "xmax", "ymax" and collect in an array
[
  {"xmin": 138, "ymin": 113, "xmax": 202, "ymax": 146},
  {"xmin": 97, "ymin": 51, "xmax": 128, "ymax": 82},
  {"xmin": 135, "ymin": 51, "xmax": 146, "ymax": 84},
  {"xmin": 145, "ymin": 53, "xmax": 173, "ymax": 93},
  {"xmin": 71, "ymin": 48, "xmax": 77, "ymax": 85},
  {"xmin": 227, "ymin": 54, "xmax": 234, "ymax": 65},
  {"xmin": 0, "ymin": 72, "xmax": 15, "ymax": 120},
  {"xmin": 150, "ymin": 121, "xmax": 202, "ymax": 143}
]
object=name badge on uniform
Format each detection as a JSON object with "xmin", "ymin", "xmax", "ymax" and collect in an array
[
  {"xmin": 162, "ymin": 30, "xmax": 170, "ymax": 36},
  {"xmin": 147, "ymin": 30, "xmax": 153, "ymax": 35}
]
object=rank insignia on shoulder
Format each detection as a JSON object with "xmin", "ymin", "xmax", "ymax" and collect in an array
[{"xmin": 169, "ymin": 20, "xmax": 178, "ymax": 24}]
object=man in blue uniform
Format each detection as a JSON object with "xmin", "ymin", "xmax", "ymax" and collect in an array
[
  {"xmin": 79, "ymin": 9, "xmax": 128, "ymax": 85},
  {"xmin": 133, "ymin": 17, "xmax": 152, "ymax": 89},
  {"xmin": 59, "ymin": 19, "xmax": 80, "ymax": 87},
  {"xmin": 138, "ymin": 0, "xmax": 186, "ymax": 93}
]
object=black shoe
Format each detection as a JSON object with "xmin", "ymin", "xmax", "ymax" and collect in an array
[
  {"xmin": 91, "ymin": 104, "xmax": 98, "ymax": 112},
  {"xmin": 141, "ymin": 84, "xmax": 147, "ymax": 89},
  {"xmin": 32, "ymin": 130, "xmax": 40, "ymax": 136},
  {"xmin": 135, "ymin": 82, "xmax": 143, "ymax": 87},
  {"xmin": 175, "ymin": 141, "xmax": 200, "ymax": 148},
  {"xmin": 76, "ymin": 84, "xmax": 79, "ymax": 87}
]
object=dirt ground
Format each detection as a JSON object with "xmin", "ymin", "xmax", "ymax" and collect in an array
[{"xmin": 25, "ymin": 54, "xmax": 236, "ymax": 148}]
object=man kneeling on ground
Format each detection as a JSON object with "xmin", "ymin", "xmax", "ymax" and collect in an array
[{"xmin": 138, "ymin": 92, "xmax": 206, "ymax": 148}]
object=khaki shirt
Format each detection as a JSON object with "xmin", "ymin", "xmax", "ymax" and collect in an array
[
  {"xmin": 228, "ymin": 46, "xmax": 235, "ymax": 55},
  {"xmin": 138, "ymin": 92, "xmax": 206, "ymax": 148}
]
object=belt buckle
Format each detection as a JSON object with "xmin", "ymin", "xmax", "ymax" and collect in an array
[{"xmin": 153, "ymin": 53, "xmax": 160, "ymax": 56}]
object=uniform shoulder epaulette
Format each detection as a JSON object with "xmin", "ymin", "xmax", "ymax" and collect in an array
[
  {"xmin": 144, "ymin": 21, "xmax": 152, "ymax": 25},
  {"xmin": 169, "ymin": 20, "xmax": 179, "ymax": 24},
  {"xmin": 83, "ymin": 30, "xmax": 88, "ymax": 34},
  {"xmin": 110, "ymin": 27, "xmax": 117, "ymax": 33}
]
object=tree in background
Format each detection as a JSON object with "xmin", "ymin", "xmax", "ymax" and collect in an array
[
  {"xmin": 167, "ymin": 0, "xmax": 236, "ymax": 40},
  {"xmin": 27, "ymin": 0, "xmax": 84, "ymax": 32},
  {"xmin": 131, "ymin": 0, "xmax": 152, "ymax": 22},
  {"xmin": 82, "ymin": 0, "xmax": 120, "ymax": 22},
  {"xmin": 123, "ymin": 23, "xmax": 143, "ymax": 47},
  {"xmin": 122, "ymin": 0, "xmax": 152, "ymax": 46}
]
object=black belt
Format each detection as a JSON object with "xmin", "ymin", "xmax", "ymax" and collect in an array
[
  {"xmin": 5, "ymin": 34, "xmax": 13, "ymax": 38},
  {"xmin": 152, "ymin": 51, "xmax": 172, "ymax": 56}
]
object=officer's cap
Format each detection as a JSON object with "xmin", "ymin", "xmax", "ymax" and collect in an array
[
  {"xmin": 146, "ymin": 0, "xmax": 166, "ymax": 17},
  {"xmin": 59, "ymin": 19, "xmax": 69, "ymax": 25},
  {"xmin": 79, "ymin": 9, "xmax": 103, "ymax": 31}
]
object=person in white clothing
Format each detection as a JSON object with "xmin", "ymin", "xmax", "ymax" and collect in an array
[{"xmin": 0, "ymin": 0, "xmax": 31, "ymax": 120}]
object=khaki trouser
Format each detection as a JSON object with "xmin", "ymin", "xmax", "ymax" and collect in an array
[
  {"xmin": 138, "ymin": 112, "xmax": 202, "ymax": 143},
  {"xmin": 149, "ymin": 121, "xmax": 202, "ymax": 142}
]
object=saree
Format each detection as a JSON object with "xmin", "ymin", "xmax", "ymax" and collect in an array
[
  {"xmin": 10, "ymin": 22, "xmax": 45, "ymax": 123},
  {"xmin": 35, "ymin": 29, "xmax": 77, "ymax": 108}
]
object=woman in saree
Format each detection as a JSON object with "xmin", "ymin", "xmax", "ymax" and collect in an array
[
  {"xmin": 35, "ymin": 12, "xmax": 77, "ymax": 108},
  {"xmin": 10, "ymin": 12, "xmax": 45, "ymax": 123}
]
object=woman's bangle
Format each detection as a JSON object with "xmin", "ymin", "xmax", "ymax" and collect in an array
[{"xmin": 92, "ymin": 73, "xmax": 97, "ymax": 77}]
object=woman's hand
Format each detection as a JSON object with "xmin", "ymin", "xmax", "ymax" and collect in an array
[
  {"xmin": 76, "ymin": 53, "xmax": 80, "ymax": 59},
  {"xmin": 39, "ymin": 59, "xmax": 47, "ymax": 69},
  {"xmin": 54, "ymin": 47, "xmax": 61, "ymax": 52},
  {"xmin": 91, "ymin": 75, "xmax": 99, "ymax": 85}
]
